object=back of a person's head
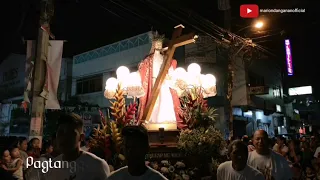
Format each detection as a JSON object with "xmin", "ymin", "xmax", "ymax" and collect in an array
[
  {"xmin": 242, "ymin": 136, "xmax": 249, "ymax": 143},
  {"xmin": 122, "ymin": 125, "xmax": 149, "ymax": 147},
  {"xmin": 41, "ymin": 141, "xmax": 52, "ymax": 153},
  {"xmin": 58, "ymin": 113, "xmax": 84, "ymax": 132},
  {"xmin": 228, "ymin": 140, "xmax": 248, "ymax": 156},
  {"xmin": 277, "ymin": 135, "xmax": 285, "ymax": 141}
]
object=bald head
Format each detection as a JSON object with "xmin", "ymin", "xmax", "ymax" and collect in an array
[
  {"xmin": 254, "ymin": 130, "xmax": 268, "ymax": 138},
  {"xmin": 253, "ymin": 130, "xmax": 269, "ymax": 154}
]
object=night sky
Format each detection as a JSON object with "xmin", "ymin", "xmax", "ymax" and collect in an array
[{"xmin": 2, "ymin": 0, "xmax": 319, "ymax": 96}]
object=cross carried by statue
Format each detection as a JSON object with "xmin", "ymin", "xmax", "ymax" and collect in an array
[{"xmin": 140, "ymin": 25, "xmax": 198, "ymax": 124}]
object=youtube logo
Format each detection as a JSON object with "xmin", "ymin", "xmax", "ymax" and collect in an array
[{"xmin": 240, "ymin": 4, "xmax": 259, "ymax": 18}]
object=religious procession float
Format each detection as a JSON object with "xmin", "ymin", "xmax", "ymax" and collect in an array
[{"xmin": 89, "ymin": 25, "xmax": 226, "ymax": 179}]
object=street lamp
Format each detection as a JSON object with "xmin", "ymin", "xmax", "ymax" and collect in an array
[
  {"xmin": 254, "ymin": 21, "xmax": 264, "ymax": 29},
  {"xmin": 237, "ymin": 20, "xmax": 265, "ymax": 33}
]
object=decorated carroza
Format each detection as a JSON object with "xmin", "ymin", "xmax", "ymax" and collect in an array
[{"xmin": 89, "ymin": 25, "xmax": 226, "ymax": 179}]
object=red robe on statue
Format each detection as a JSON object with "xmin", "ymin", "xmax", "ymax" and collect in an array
[{"xmin": 137, "ymin": 54, "xmax": 186, "ymax": 129}]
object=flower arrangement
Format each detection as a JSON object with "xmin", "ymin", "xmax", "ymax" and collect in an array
[
  {"xmin": 88, "ymin": 84, "xmax": 137, "ymax": 168},
  {"xmin": 178, "ymin": 126, "xmax": 225, "ymax": 159},
  {"xmin": 177, "ymin": 88, "xmax": 226, "ymax": 177},
  {"xmin": 178, "ymin": 88, "xmax": 225, "ymax": 158},
  {"xmin": 179, "ymin": 88, "xmax": 217, "ymax": 129},
  {"xmin": 147, "ymin": 160, "xmax": 196, "ymax": 180}
]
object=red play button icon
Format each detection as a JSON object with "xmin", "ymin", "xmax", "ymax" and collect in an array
[{"xmin": 240, "ymin": 4, "xmax": 259, "ymax": 18}]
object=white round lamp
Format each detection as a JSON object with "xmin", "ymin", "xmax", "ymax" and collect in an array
[
  {"xmin": 202, "ymin": 74, "xmax": 217, "ymax": 97},
  {"xmin": 172, "ymin": 67, "xmax": 188, "ymax": 96},
  {"xmin": 116, "ymin": 66, "xmax": 130, "ymax": 81},
  {"xmin": 104, "ymin": 77, "xmax": 119, "ymax": 99},
  {"xmin": 126, "ymin": 72, "xmax": 145, "ymax": 98},
  {"xmin": 187, "ymin": 63, "xmax": 201, "ymax": 86},
  {"xmin": 205, "ymin": 74, "xmax": 216, "ymax": 86},
  {"xmin": 187, "ymin": 63, "xmax": 201, "ymax": 75},
  {"xmin": 173, "ymin": 67, "xmax": 187, "ymax": 80}
]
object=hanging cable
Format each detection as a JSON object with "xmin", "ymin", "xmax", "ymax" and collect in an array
[{"xmin": 99, "ymin": 5, "xmax": 124, "ymax": 19}]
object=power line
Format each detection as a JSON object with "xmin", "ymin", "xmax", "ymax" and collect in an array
[{"xmin": 68, "ymin": 0, "xmax": 284, "ymax": 84}]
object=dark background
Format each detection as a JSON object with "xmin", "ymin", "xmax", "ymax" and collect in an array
[{"xmin": 2, "ymin": 0, "xmax": 318, "ymax": 97}]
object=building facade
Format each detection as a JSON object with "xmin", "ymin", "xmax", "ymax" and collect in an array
[
  {"xmin": 288, "ymin": 86, "xmax": 319, "ymax": 134},
  {"xmin": 71, "ymin": 32, "xmax": 152, "ymax": 107},
  {"xmin": 230, "ymin": 51, "xmax": 288, "ymax": 137}
]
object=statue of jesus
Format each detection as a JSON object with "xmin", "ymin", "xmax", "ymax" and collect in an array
[{"xmin": 137, "ymin": 32, "xmax": 185, "ymax": 129}]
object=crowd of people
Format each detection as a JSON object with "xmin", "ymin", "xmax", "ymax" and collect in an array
[
  {"xmin": 218, "ymin": 131, "xmax": 320, "ymax": 180},
  {"xmin": 0, "ymin": 113, "xmax": 165, "ymax": 180},
  {"xmin": 0, "ymin": 135, "xmax": 54, "ymax": 180},
  {"xmin": 1, "ymin": 112, "xmax": 320, "ymax": 180}
]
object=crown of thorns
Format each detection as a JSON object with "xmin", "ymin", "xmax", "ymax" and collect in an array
[{"xmin": 152, "ymin": 31, "xmax": 165, "ymax": 42}]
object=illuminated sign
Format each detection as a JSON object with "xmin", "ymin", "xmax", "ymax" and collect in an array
[
  {"xmin": 288, "ymin": 86, "xmax": 312, "ymax": 96},
  {"xmin": 285, "ymin": 39, "xmax": 293, "ymax": 76}
]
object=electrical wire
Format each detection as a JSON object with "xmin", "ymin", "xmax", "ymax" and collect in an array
[
  {"xmin": 139, "ymin": 0, "xmax": 222, "ymax": 42},
  {"xmin": 109, "ymin": 0, "xmax": 150, "ymax": 23},
  {"xmin": 251, "ymin": 33, "xmax": 281, "ymax": 40},
  {"xmin": 107, "ymin": 0, "xmax": 167, "ymax": 29},
  {"xmin": 70, "ymin": 0, "xmax": 283, "ymax": 84},
  {"xmin": 172, "ymin": 7, "xmax": 283, "ymax": 81},
  {"xmin": 141, "ymin": 0, "xmax": 279, "ymax": 63},
  {"xmin": 99, "ymin": 5, "xmax": 124, "ymax": 19}
]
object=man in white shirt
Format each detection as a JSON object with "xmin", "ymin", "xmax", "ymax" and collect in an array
[
  {"xmin": 247, "ymin": 130, "xmax": 293, "ymax": 180},
  {"xmin": 108, "ymin": 125, "xmax": 167, "ymax": 180},
  {"xmin": 44, "ymin": 113, "xmax": 110, "ymax": 180},
  {"xmin": 217, "ymin": 140, "xmax": 265, "ymax": 180}
]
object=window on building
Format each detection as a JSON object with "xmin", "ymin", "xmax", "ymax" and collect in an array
[
  {"xmin": 76, "ymin": 75, "xmax": 102, "ymax": 94},
  {"xmin": 273, "ymin": 86, "xmax": 281, "ymax": 98},
  {"xmin": 248, "ymin": 72, "xmax": 265, "ymax": 86}
]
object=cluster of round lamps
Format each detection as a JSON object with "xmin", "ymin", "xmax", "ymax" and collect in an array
[{"xmin": 105, "ymin": 63, "xmax": 217, "ymax": 99}]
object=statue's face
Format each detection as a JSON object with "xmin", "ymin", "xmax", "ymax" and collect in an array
[{"xmin": 154, "ymin": 41, "xmax": 163, "ymax": 50}]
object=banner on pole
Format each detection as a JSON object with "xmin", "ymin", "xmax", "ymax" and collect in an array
[
  {"xmin": 25, "ymin": 40, "xmax": 64, "ymax": 109},
  {"xmin": 45, "ymin": 41, "xmax": 64, "ymax": 109}
]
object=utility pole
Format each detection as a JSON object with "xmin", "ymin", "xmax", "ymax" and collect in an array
[
  {"xmin": 29, "ymin": 0, "xmax": 54, "ymax": 146},
  {"xmin": 218, "ymin": 0, "xmax": 234, "ymax": 139}
]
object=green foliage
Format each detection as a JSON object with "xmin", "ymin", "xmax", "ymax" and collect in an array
[{"xmin": 178, "ymin": 125, "xmax": 225, "ymax": 159}]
